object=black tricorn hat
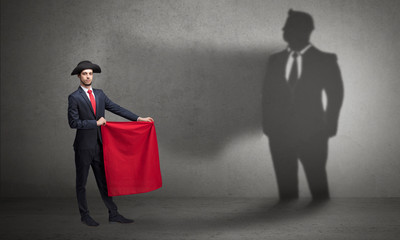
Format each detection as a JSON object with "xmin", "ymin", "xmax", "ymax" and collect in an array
[{"xmin": 71, "ymin": 60, "xmax": 101, "ymax": 75}]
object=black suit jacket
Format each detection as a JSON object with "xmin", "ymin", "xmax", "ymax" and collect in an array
[
  {"xmin": 68, "ymin": 87, "xmax": 139, "ymax": 150},
  {"xmin": 263, "ymin": 46, "xmax": 344, "ymax": 138}
]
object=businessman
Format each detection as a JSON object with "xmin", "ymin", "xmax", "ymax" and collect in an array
[
  {"xmin": 263, "ymin": 10, "xmax": 344, "ymax": 201},
  {"xmin": 68, "ymin": 60, "xmax": 153, "ymax": 226}
]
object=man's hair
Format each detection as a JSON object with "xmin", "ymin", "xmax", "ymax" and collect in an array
[{"xmin": 283, "ymin": 9, "xmax": 314, "ymax": 32}]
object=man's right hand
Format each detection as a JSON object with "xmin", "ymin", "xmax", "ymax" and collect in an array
[{"xmin": 97, "ymin": 117, "xmax": 107, "ymax": 126}]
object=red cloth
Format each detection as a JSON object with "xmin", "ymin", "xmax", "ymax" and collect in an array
[{"xmin": 101, "ymin": 121, "xmax": 162, "ymax": 196}]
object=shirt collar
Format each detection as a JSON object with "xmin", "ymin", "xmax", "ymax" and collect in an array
[
  {"xmin": 287, "ymin": 44, "xmax": 312, "ymax": 55},
  {"xmin": 80, "ymin": 86, "xmax": 93, "ymax": 93}
]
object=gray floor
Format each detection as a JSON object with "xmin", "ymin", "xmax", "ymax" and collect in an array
[{"xmin": 1, "ymin": 197, "xmax": 399, "ymax": 240}]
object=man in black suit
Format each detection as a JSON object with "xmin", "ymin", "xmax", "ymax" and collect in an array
[
  {"xmin": 68, "ymin": 61, "xmax": 153, "ymax": 226},
  {"xmin": 263, "ymin": 10, "xmax": 344, "ymax": 201}
]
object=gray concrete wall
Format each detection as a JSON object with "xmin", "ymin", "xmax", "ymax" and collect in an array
[{"xmin": 1, "ymin": 0, "xmax": 400, "ymax": 198}]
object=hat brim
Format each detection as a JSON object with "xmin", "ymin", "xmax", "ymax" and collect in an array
[{"xmin": 71, "ymin": 63, "xmax": 101, "ymax": 75}]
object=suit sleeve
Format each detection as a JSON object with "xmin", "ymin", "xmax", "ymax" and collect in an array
[
  {"xmin": 103, "ymin": 93, "xmax": 139, "ymax": 121},
  {"xmin": 324, "ymin": 54, "xmax": 344, "ymax": 136},
  {"xmin": 68, "ymin": 95, "xmax": 97, "ymax": 129},
  {"xmin": 262, "ymin": 55, "xmax": 276, "ymax": 136},
  {"xmin": 262, "ymin": 55, "xmax": 280, "ymax": 136}
]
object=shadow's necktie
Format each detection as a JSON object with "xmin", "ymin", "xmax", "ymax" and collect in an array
[{"xmin": 288, "ymin": 52, "xmax": 299, "ymax": 88}]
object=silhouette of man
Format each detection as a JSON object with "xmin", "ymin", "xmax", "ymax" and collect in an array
[{"xmin": 263, "ymin": 10, "xmax": 344, "ymax": 201}]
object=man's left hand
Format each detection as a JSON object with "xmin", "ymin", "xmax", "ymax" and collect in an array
[{"xmin": 138, "ymin": 117, "xmax": 154, "ymax": 122}]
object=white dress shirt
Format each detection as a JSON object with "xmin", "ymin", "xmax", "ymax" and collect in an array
[
  {"xmin": 285, "ymin": 44, "xmax": 312, "ymax": 81},
  {"xmin": 80, "ymin": 86, "xmax": 96, "ymax": 100}
]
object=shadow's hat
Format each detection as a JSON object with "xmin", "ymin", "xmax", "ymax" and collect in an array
[
  {"xmin": 71, "ymin": 60, "xmax": 101, "ymax": 75},
  {"xmin": 283, "ymin": 9, "xmax": 314, "ymax": 31}
]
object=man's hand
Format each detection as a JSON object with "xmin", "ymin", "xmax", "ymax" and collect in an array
[
  {"xmin": 97, "ymin": 117, "xmax": 107, "ymax": 126},
  {"xmin": 137, "ymin": 117, "xmax": 154, "ymax": 122}
]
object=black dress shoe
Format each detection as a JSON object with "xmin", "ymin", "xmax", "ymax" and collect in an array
[
  {"xmin": 109, "ymin": 214, "xmax": 134, "ymax": 223},
  {"xmin": 81, "ymin": 215, "xmax": 99, "ymax": 227}
]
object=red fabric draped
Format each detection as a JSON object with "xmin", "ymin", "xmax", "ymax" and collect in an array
[{"xmin": 101, "ymin": 122, "xmax": 162, "ymax": 196}]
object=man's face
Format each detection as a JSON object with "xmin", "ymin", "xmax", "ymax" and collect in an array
[
  {"xmin": 283, "ymin": 26, "xmax": 310, "ymax": 46},
  {"xmin": 78, "ymin": 69, "xmax": 93, "ymax": 87}
]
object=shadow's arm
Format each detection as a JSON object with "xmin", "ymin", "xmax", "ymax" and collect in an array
[{"xmin": 324, "ymin": 54, "xmax": 344, "ymax": 137}]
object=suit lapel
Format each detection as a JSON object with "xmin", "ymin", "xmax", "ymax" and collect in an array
[
  {"xmin": 93, "ymin": 89, "xmax": 100, "ymax": 117},
  {"xmin": 78, "ymin": 87, "xmax": 96, "ymax": 117},
  {"xmin": 300, "ymin": 46, "xmax": 317, "ymax": 80},
  {"xmin": 276, "ymin": 50, "xmax": 290, "ymax": 83}
]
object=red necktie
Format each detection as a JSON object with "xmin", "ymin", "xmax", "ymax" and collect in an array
[{"xmin": 88, "ymin": 90, "xmax": 96, "ymax": 115}]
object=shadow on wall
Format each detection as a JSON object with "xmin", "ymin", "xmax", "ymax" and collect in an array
[
  {"xmin": 101, "ymin": 9, "xmax": 344, "ymax": 200},
  {"xmin": 104, "ymin": 30, "xmax": 279, "ymax": 157},
  {"xmin": 262, "ymin": 10, "xmax": 344, "ymax": 200}
]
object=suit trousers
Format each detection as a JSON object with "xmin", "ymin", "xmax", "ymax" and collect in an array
[
  {"xmin": 269, "ymin": 130, "xmax": 330, "ymax": 200},
  {"xmin": 74, "ymin": 142, "xmax": 118, "ymax": 217}
]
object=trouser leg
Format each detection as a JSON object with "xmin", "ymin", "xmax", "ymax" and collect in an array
[
  {"xmin": 299, "ymin": 135, "xmax": 330, "ymax": 200},
  {"xmin": 75, "ymin": 150, "xmax": 92, "ymax": 218},
  {"xmin": 269, "ymin": 136, "xmax": 299, "ymax": 200},
  {"xmin": 91, "ymin": 143, "xmax": 118, "ymax": 216}
]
